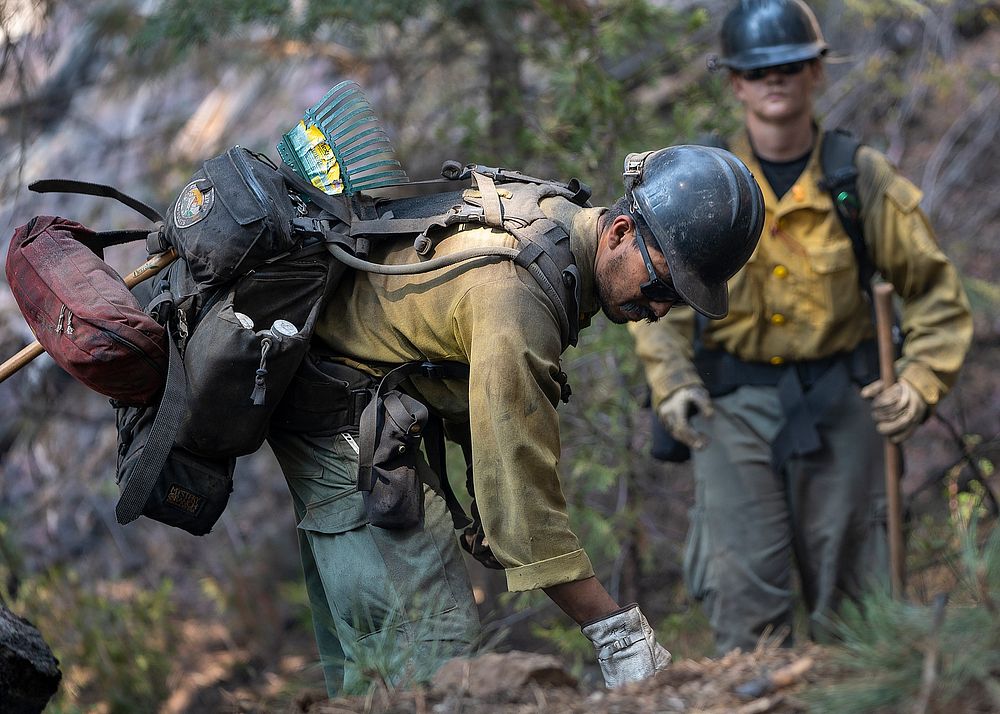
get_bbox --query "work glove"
[581,604,672,688]
[657,385,713,450]
[861,377,928,444]
[460,524,504,570]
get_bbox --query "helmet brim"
[645,224,730,319]
[672,267,729,320]
[720,42,827,71]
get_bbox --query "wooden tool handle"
[0,249,178,384]
[873,281,906,598]
[874,283,897,388]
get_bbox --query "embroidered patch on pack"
[174,180,215,228]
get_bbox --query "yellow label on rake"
[296,121,344,195]
[279,121,344,196]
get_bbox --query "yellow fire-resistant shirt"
[630,128,972,410]
[314,195,604,592]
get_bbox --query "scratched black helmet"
[718,0,828,71]
[623,145,764,319]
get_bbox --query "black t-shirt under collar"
[755,147,812,200]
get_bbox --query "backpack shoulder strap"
[27,179,163,259]
[115,324,186,525]
[818,128,872,292]
[471,175,581,349]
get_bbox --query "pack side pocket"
[142,450,235,536]
[177,287,311,457]
[116,404,234,536]
[234,248,332,332]
[360,391,428,530]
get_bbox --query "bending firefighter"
[630,0,972,654]
[267,145,764,693]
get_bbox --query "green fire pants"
[269,430,481,696]
[684,383,888,654]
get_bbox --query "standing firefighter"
[630,0,973,654]
[267,145,764,693]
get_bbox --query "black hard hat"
[718,0,828,71]
[623,145,764,319]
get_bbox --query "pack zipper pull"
[250,336,272,406]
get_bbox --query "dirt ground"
[284,645,831,714]
[167,644,820,714]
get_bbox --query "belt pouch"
[269,354,372,435]
[357,390,428,530]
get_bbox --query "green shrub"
[13,569,178,714]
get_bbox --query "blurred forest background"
[1,0,998,711]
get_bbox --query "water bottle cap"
[234,312,255,330]
[270,319,299,338]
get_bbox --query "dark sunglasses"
[737,60,809,82]
[632,218,686,305]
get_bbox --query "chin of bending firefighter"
[630,0,973,656]
[266,144,764,695]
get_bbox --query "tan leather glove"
[861,377,928,444]
[657,385,713,450]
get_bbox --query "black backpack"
[114,147,347,534]
[31,147,346,534]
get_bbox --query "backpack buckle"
[291,216,332,238]
[146,222,167,254]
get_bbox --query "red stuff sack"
[5,216,167,406]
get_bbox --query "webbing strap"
[115,327,186,524]
[73,228,152,259]
[472,172,504,226]
[422,415,472,529]
[694,340,880,398]
[513,241,544,269]
[507,220,579,348]
[277,164,353,226]
[29,179,163,223]
[349,215,460,236]
[93,229,153,246]
[819,129,871,292]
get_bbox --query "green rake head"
[277,80,409,195]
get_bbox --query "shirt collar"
[569,207,604,324]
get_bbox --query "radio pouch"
[357,389,428,530]
[356,361,469,530]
